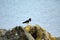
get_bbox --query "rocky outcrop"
[0,25,56,40]
[4,26,35,40]
[24,24,56,40]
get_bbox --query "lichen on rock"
[0,25,56,40]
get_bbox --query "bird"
[22,18,31,24]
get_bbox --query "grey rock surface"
[0,26,35,40]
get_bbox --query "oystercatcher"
[22,18,31,24]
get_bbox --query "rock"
[4,26,35,40]
[0,29,7,36]
[24,24,56,40]
[0,29,7,40]
[0,25,56,40]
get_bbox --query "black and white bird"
[22,18,31,24]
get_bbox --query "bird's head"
[29,18,31,21]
